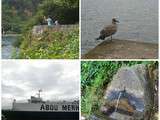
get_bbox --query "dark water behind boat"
[2,110,79,120]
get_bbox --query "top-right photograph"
[81,0,158,59]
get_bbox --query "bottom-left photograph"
[2,60,80,120]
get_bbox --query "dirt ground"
[82,39,158,59]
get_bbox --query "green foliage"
[16,27,79,59]
[13,36,23,48]
[11,47,19,59]
[3,0,79,33]
[81,61,153,116]
[24,0,79,29]
[2,0,43,33]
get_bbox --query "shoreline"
[2,34,21,37]
[82,39,158,59]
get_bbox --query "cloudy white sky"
[2,60,80,109]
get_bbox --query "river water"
[2,36,19,59]
[81,0,158,54]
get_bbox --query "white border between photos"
[0,0,160,119]
[79,0,82,119]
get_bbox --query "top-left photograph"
[2,0,79,59]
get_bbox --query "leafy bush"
[17,26,79,59]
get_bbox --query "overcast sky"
[2,60,80,109]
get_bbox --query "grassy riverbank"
[81,61,158,119]
[13,26,79,59]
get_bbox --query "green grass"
[15,26,79,59]
[81,61,154,117]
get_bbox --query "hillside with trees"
[2,0,43,33]
[2,0,79,33]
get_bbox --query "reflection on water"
[81,0,158,54]
[2,36,19,59]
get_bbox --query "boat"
[2,90,79,120]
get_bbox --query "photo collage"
[1,0,159,120]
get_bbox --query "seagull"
[96,18,119,41]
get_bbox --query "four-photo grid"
[1,0,159,120]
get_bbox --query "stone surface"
[84,64,158,120]
[103,64,152,120]
[32,25,47,35]
[82,39,158,59]
[32,25,78,35]
[109,112,133,120]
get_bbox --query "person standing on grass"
[44,15,54,27]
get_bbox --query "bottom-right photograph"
[81,61,158,120]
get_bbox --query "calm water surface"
[81,0,158,54]
[2,36,19,59]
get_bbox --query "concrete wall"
[32,25,78,35]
